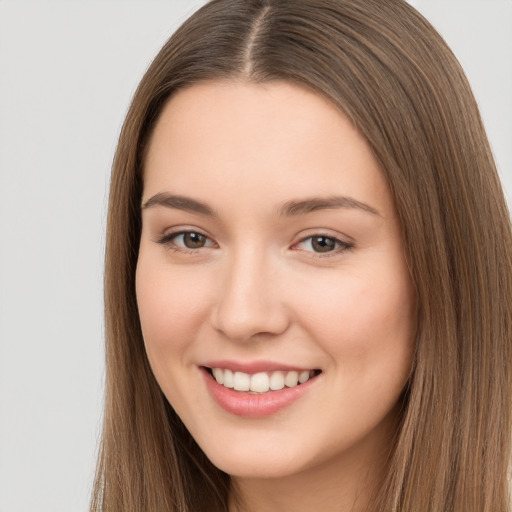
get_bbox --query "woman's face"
[137,80,416,480]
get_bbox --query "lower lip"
[201,367,318,418]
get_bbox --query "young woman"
[91,1,512,511]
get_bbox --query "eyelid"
[154,227,354,257]
[155,227,217,251]
[292,232,354,257]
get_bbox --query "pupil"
[312,236,335,253]
[184,232,206,248]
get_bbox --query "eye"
[176,232,209,249]
[157,230,215,250]
[295,234,353,255]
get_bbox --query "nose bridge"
[211,243,288,341]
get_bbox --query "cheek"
[135,254,212,359]
[293,261,416,375]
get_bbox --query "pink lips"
[200,362,320,418]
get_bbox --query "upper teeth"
[211,368,313,393]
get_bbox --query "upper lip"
[201,360,318,374]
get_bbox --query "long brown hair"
[91,1,512,510]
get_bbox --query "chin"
[189,427,306,478]
[208,451,305,479]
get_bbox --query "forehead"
[143,80,394,217]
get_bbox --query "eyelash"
[156,231,215,254]
[156,230,354,257]
[294,233,354,258]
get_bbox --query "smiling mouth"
[205,367,322,394]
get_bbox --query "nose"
[210,247,290,342]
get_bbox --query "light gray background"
[0,1,510,511]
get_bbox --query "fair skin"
[136,80,416,512]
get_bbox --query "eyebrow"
[141,192,380,217]
[278,196,380,217]
[142,193,217,216]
